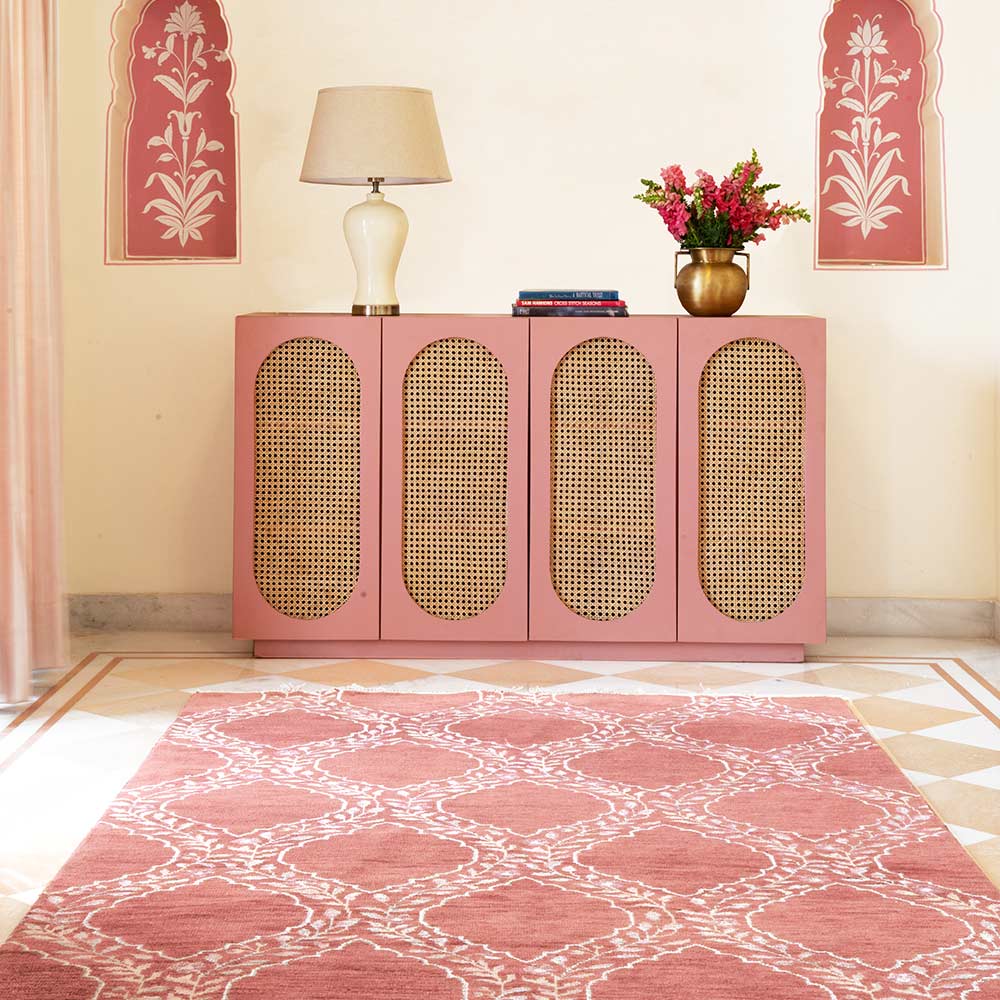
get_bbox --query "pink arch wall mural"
[815,0,946,268]
[106,0,240,263]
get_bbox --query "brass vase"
[674,247,750,317]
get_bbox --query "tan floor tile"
[619,663,768,689]
[0,896,29,943]
[966,837,1000,889]
[919,781,1000,837]
[82,690,195,725]
[880,734,1000,778]
[114,659,257,689]
[76,674,176,709]
[784,663,936,695]
[286,660,431,687]
[243,658,322,676]
[851,696,976,733]
[451,661,598,687]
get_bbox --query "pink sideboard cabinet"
[234,314,825,662]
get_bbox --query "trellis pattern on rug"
[0,691,998,998]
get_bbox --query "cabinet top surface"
[236,312,825,321]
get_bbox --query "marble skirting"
[69,595,1000,640]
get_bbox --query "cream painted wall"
[60,0,1000,599]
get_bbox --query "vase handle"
[673,250,690,289]
[736,251,750,290]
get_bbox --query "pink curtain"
[0,0,67,703]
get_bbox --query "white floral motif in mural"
[821,14,912,238]
[140,1,230,246]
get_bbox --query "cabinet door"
[233,314,381,640]
[381,316,528,640]
[529,317,677,641]
[677,317,826,644]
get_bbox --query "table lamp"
[300,85,451,316]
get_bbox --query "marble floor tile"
[956,764,1000,790]
[867,724,906,741]
[11,708,143,751]
[900,769,942,787]
[31,725,169,773]
[543,659,677,676]
[190,676,338,694]
[334,674,497,694]
[285,660,433,687]
[80,690,194,726]
[850,695,976,733]
[66,673,173,707]
[784,663,937,695]
[450,661,601,687]
[871,680,979,711]
[879,734,1000,777]
[944,823,998,847]
[114,659,258,689]
[919,781,1000,837]
[549,676,677,695]
[69,631,250,658]
[0,898,29,944]
[968,837,1000,885]
[709,678,863,700]
[618,663,769,689]
[376,659,510,675]
[914,717,1000,752]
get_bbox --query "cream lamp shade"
[300,86,451,316]
[300,86,451,185]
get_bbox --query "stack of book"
[511,290,628,317]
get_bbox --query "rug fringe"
[205,682,853,702]
[229,682,682,695]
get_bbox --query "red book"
[514,299,627,308]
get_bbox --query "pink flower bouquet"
[636,151,810,249]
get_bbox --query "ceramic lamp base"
[344,190,408,316]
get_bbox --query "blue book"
[518,289,619,301]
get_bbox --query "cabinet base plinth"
[251,639,806,663]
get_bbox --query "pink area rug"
[2,692,999,999]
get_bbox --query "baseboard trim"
[825,597,996,639]
[70,593,233,633]
[69,593,1000,641]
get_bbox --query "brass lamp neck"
[368,176,384,194]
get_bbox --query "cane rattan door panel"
[254,337,361,620]
[402,337,508,620]
[698,338,804,621]
[381,316,528,641]
[550,337,656,620]
[233,314,381,640]
[529,317,677,642]
[677,317,826,644]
